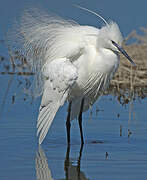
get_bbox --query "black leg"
[78,98,84,145]
[66,101,72,145]
[64,144,70,179]
[77,143,84,177]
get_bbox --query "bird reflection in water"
[36,146,54,180]
[63,144,89,180]
[36,145,89,180]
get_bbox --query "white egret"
[11,6,135,144]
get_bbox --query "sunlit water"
[0,91,146,180]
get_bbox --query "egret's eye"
[111,40,118,47]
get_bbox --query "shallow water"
[0,94,147,180]
[0,0,147,179]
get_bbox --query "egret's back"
[9,9,102,97]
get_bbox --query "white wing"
[37,58,78,144]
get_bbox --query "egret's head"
[97,22,135,66]
[97,22,123,51]
[75,5,136,66]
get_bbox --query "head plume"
[74,5,109,26]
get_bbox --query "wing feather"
[37,58,78,144]
[38,103,59,144]
[37,105,53,134]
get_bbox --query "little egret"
[10,7,135,144]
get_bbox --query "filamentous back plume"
[8,8,79,97]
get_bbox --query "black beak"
[111,40,136,66]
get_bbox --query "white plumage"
[37,58,78,142]
[9,8,135,144]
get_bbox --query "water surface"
[0,94,146,180]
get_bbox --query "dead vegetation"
[106,28,147,104]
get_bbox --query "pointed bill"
[111,40,136,66]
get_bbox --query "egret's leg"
[64,144,70,179]
[66,101,72,145]
[77,143,84,176]
[78,98,84,144]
